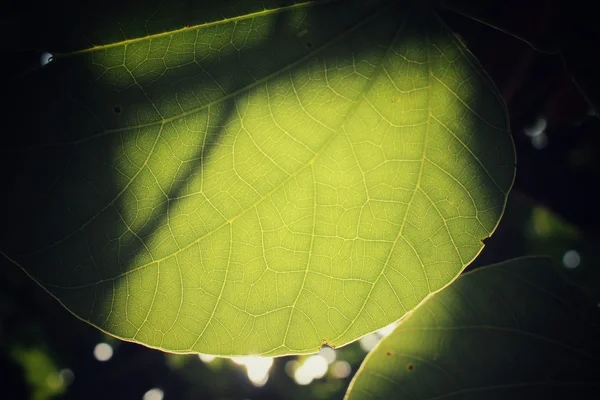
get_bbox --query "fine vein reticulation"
[3,0,514,356]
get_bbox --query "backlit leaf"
[2,0,514,356]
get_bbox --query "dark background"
[2,0,599,399]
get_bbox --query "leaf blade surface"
[346,257,600,399]
[3,0,514,356]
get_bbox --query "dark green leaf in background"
[346,257,600,399]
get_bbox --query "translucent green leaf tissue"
[2,0,514,356]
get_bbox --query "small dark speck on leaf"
[113,106,122,114]
[407,364,414,371]
[386,351,393,356]
[306,42,312,48]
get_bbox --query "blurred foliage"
[10,346,65,400]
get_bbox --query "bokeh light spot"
[531,132,548,149]
[59,368,75,386]
[319,346,336,364]
[198,354,215,363]
[359,333,380,352]
[230,357,273,387]
[143,388,164,400]
[331,361,351,379]
[294,367,313,385]
[45,372,63,390]
[563,250,581,269]
[285,360,299,378]
[524,116,547,137]
[40,52,53,67]
[93,343,113,362]
[292,354,328,385]
[376,322,399,337]
[304,355,328,379]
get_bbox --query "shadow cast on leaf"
[1,0,515,356]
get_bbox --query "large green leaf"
[1,0,514,356]
[346,257,600,399]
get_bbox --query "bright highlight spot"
[143,388,164,400]
[376,322,399,337]
[294,368,313,385]
[293,355,328,385]
[285,360,299,378]
[359,333,381,352]
[524,116,548,149]
[319,346,336,364]
[563,250,581,269]
[304,355,328,379]
[40,52,53,67]
[331,361,351,379]
[531,132,548,149]
[525,116,547,137]
[198,354,215,363]
[230,357,273,387]
[93,343,113,362]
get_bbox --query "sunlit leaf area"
[3,0,514,357]
[4,195,599,399]
[2,0,600,399]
